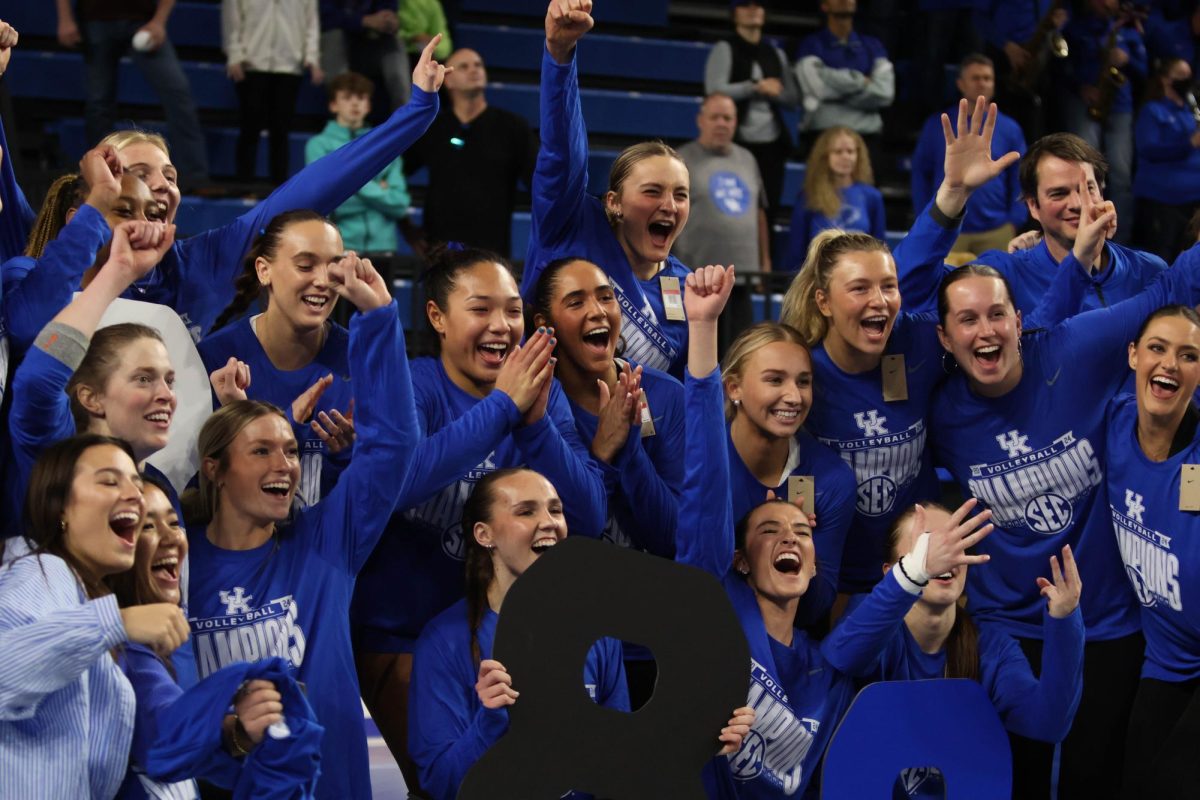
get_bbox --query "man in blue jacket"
[974,132,1167,315]
[911,54,1027,260]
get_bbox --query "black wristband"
[930,199,966,230]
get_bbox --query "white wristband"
[893,531,931,595]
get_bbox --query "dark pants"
[236,71,303,185]
[1012,632,1144,800]
[1134,197,1199,264]
[739,134,792,214]
[1122,677,1200,799]
[82,19,209,186]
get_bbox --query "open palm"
[942,96,1021,194]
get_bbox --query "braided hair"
[24,173,88,258]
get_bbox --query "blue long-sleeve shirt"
[523,47,689,378]
[911,107,1027,233]
[199,316,353,507]
[409,598,629,800]
[680,368,854,800]
[727,425,857,626]
[932,243,1200,640]
[0,90,438,342]
[1107,393,1200,682]
[186,298,415,800]
[351,356,608,653]
[117,643,202,800]
[822,572,1085,743]
[564,360,683,558]
[781,183,886,272]
[1064,14,1147,115]
[1133,97,1200,205]
[0,553,134,800]
[0,112,34,265]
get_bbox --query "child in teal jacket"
[305,71,410,252]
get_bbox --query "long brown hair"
[804,127,874,219]
[460,467,530,666]
[24,434,138,600]
[886,503,980,681]
[210,209,335,332]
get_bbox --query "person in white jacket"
[222,0,323,185]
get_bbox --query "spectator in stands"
[1142,0,1199,74]
[305,71,410,253]
[974,0,1069,141]
[704,0,799,211]
[795,0,894,176]
[781,126,884,273]
[222,0,323,187]
[1133,56,1200,262]
[674,93,770,273]
[1063,0,1147,245]
[404,48,537,256]
[398,0,453,63]
[55,0,211,191]
[911,54,1027,261]
[318,0,410,115]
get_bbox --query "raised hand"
[685,265,735,377]
[329,251,390,312]
[937,96,1022,216]
[476,659,519,709]
[232,680,284,745]
[120,603,190,658]
[494,327,556,418]
[312,406,356,455]
[1072,169,1117,270]
[210,357,252,406]
[80,144,123,212]
[0,19,16,75]
[591,363,644,463]
[292,374,333,425]
[916,499,993,580]
[412,34,453,93]
[545,0,594,63]
[105,220,175,283]
[1036,544,1082,619]
[717,706,756,756]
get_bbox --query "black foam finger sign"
[457,536,749,800]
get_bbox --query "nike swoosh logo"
[907,358,927,373]
[1046,367,1063,387]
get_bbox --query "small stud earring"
[733,399,741,407]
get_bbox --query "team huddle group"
[3,1,1200,799]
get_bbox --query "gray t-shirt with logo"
[673,140,767,271]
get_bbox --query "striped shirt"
[0,552,134,799]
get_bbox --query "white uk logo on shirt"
[853,410,888,437]
[1125,490,1146,524]
[220,586,253,615]
[995,430,1033,459]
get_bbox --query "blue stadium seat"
[456,24,707,86]
[822,680,1012,799]
[459,0,668,28]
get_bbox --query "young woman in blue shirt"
[778,96,1022,596]
[823,501,1085,798]
[523,0,692,377]
[200,210,360,508]
[185,251,415,799]
[1105,305,1200,799]
[529,255,684,706]
[930,201,1200,797]
[682,264,990,799]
